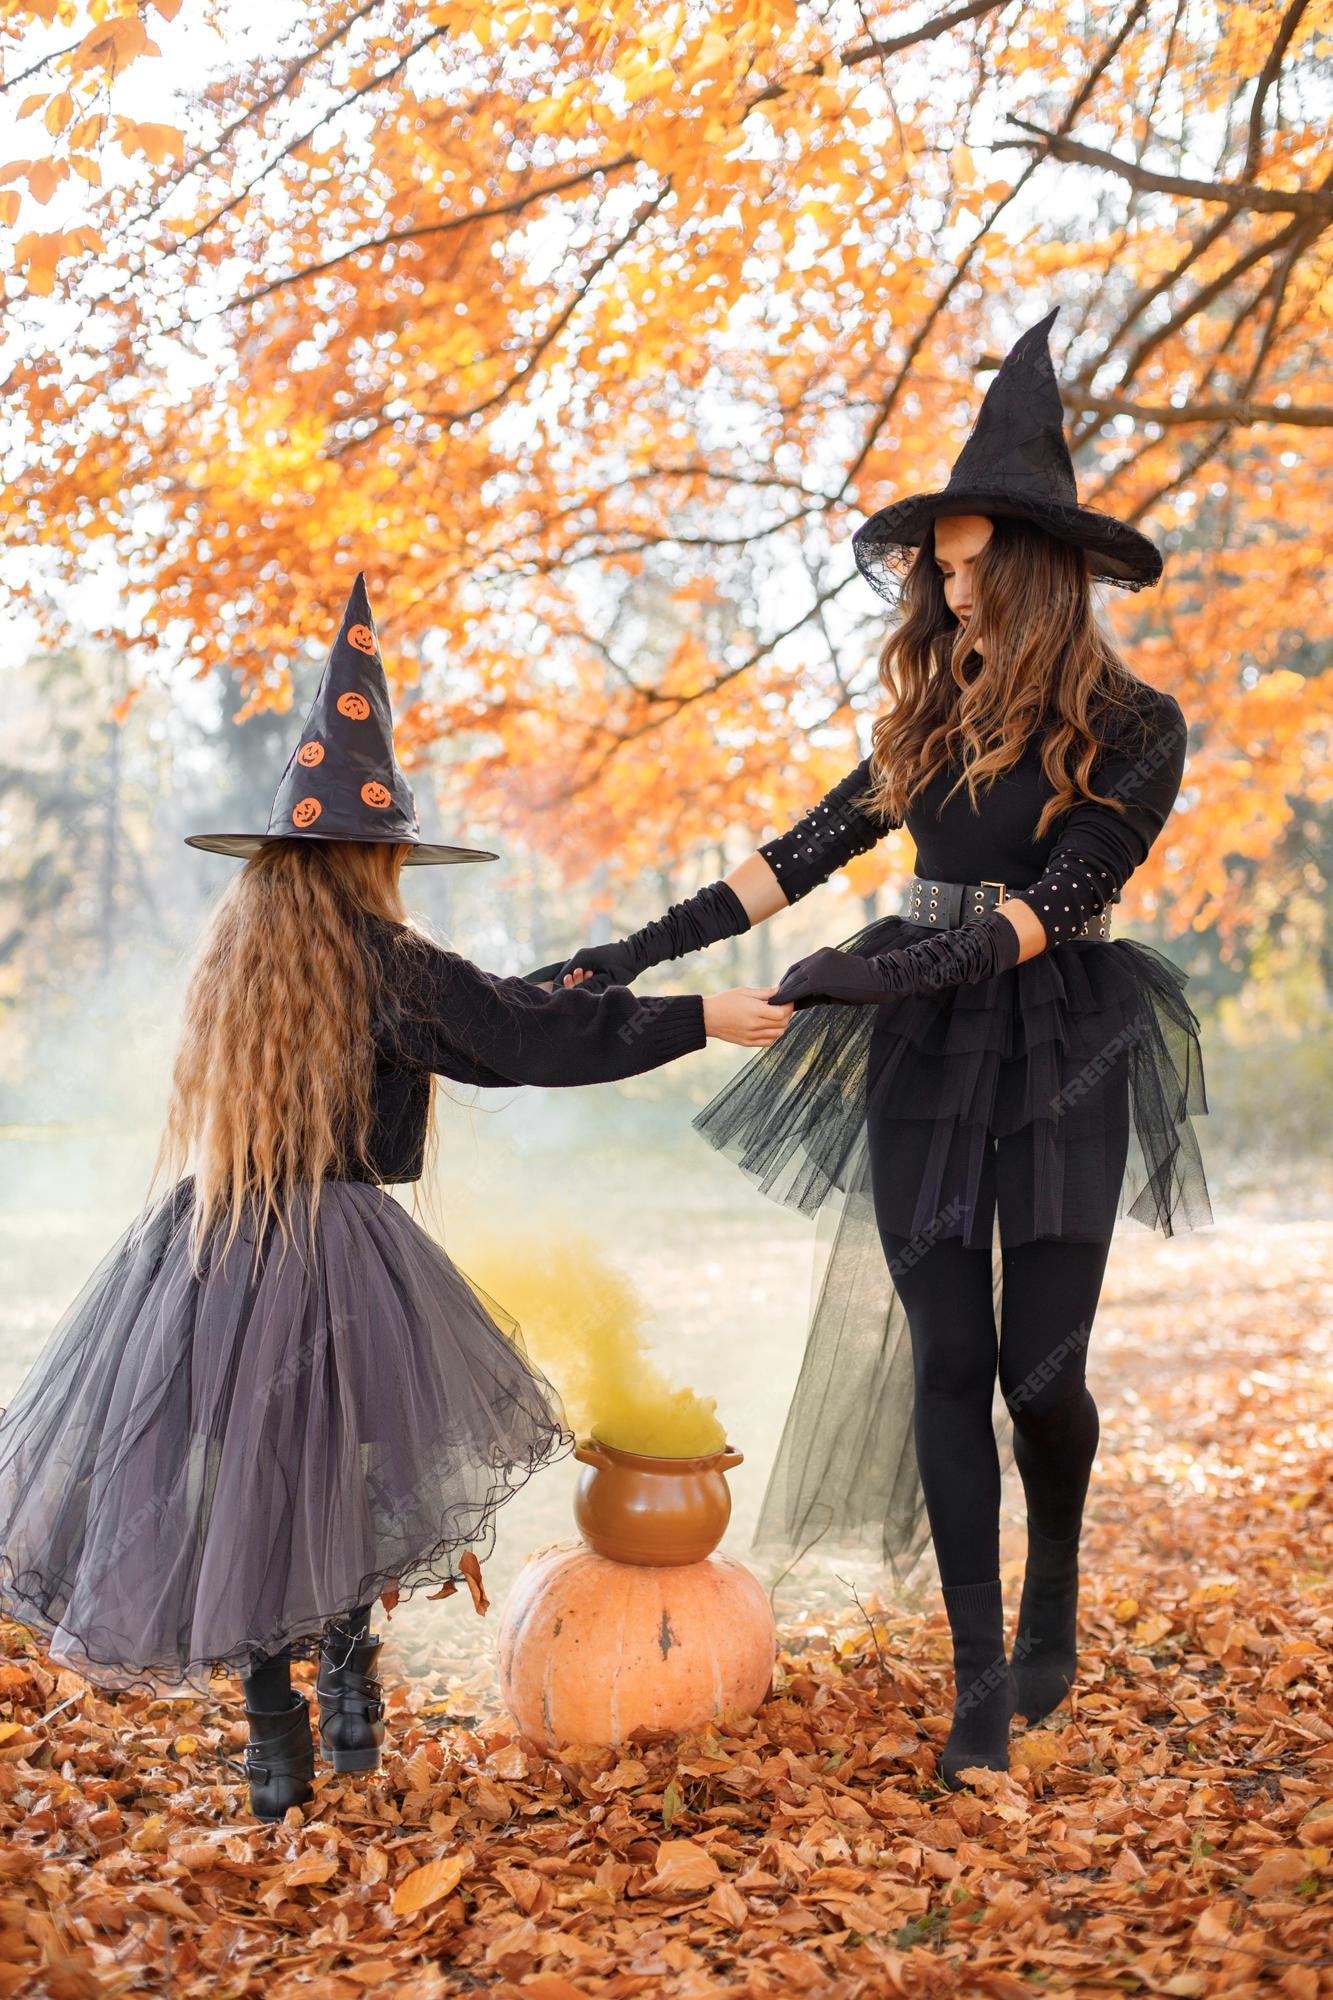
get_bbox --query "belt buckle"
[980,880,1008,903]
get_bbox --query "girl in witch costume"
[534,308,1212,1791]
[0,574,792,1823]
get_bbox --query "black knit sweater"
[349,913,706,1183]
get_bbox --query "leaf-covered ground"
[1,1221,1330,1999]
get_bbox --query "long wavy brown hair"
[863,515,1159,839]
[139,839,440,1275]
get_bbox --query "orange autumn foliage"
[2,1,1330,947]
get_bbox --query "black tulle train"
[692,911,1212,1579]
[0,1178,573,1694]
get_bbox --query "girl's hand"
[703,986,794,1047]
[531,967,599,993]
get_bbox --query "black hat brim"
[852,490,1163,596]
[184,832,498,865]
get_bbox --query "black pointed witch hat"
[852,307,1163,598]
[184,572,498,865]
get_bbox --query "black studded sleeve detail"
[1006,694,1189,947]
[757,755,897,906]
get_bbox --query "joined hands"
[530,962,792,1048]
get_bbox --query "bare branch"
[1066,200,1323,449]
[747,0,1012,108]
[0,34,82,94]
[1242,0,1311,178]
[132,0,385,232]
[1072,392,1332,428]
[1001,116,1333,218]
[840,0,1150,495]
[159,25,451,266]
[216,155,640,315]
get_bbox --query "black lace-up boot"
[243,1691,316,1819]
[316,1610,386,1773]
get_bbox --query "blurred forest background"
[2,0,1329,1114]
[1,0,1331,1621]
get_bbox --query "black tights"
[241,1602,373,1712]
[879,1230,1114,1587]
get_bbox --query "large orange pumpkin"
[497,1542,776,1750]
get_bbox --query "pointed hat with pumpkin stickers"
[185,572,498,866]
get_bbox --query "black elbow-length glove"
[526,879,752,992]
[528,754,889,991]
[769,906,1022,1008]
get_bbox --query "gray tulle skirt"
[0,1177,573,1694]
[693,911,1213,1583]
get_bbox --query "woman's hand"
[770,908,1024,1008]
[769,946,905,1007]
[703,986,794,1046]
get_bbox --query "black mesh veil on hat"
[852,307,1164,600]
[185,572,497,866]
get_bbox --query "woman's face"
[932,513,994,650]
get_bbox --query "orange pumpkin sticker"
[296,741,324,767]
[292,797,322,828]
[347,624,378,657]
[337,691,371,721]
[361,781,392,809]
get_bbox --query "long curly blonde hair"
[864,516,1160,838]
[141,838,438,1275]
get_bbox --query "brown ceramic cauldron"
[572,1436,745,1566]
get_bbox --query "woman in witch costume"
[0,574,792,1822]
[534,308,1212,1790]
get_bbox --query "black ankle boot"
[938,1578,1011,1790]
[316,1623,386,1773]
[244,1691,315,1820]
[1008,1521,1081,1725]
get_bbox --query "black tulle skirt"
[0,1177,573,1694]
[692,911,1212,1581]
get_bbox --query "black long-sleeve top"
[349,912,706,1183]
[758,683,1188,949]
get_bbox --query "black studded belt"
[900,874,1114,940]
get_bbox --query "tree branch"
[544,572,860,806]
[1066,201,1322,450]
[412,182,672,429]
[1115,246,1305,522]
[217,154,640,315]
[0,33,83,94]
[746,0,1012,108]
[839,0,1150,496]
[158,24,451,266]
[1071,392,1332,428]
[132,0,385,233]
[1242,0,1311,179]
[1000,115,1333,218]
